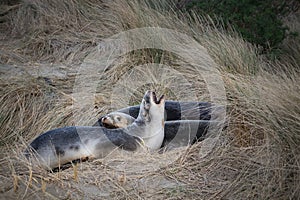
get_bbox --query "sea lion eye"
[116,116,121,121]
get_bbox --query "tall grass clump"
[0,76,74,148]
[0,0,299,199]
[1,0,113,64]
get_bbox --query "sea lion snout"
[101,116,109,123]
[101,116,116,128]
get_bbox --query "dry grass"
[0,0,299,199]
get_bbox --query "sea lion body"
[95,101,224,127]
[25,126,143,169]
[25,91,165,169]
[99,111,222,148]
[108,101,212,121]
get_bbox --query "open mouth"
[144,91,164,105]
[151,91,164,104]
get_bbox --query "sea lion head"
[101,112,135,129]
[138,90,165,123]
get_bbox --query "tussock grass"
[0,0,299,199]
[0,76,73,147]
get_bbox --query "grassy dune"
[0,0,299,199]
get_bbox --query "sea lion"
[99,111,222,149]
[117,100,213,121]
[25,91,165,170]
[94,101,224,127]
